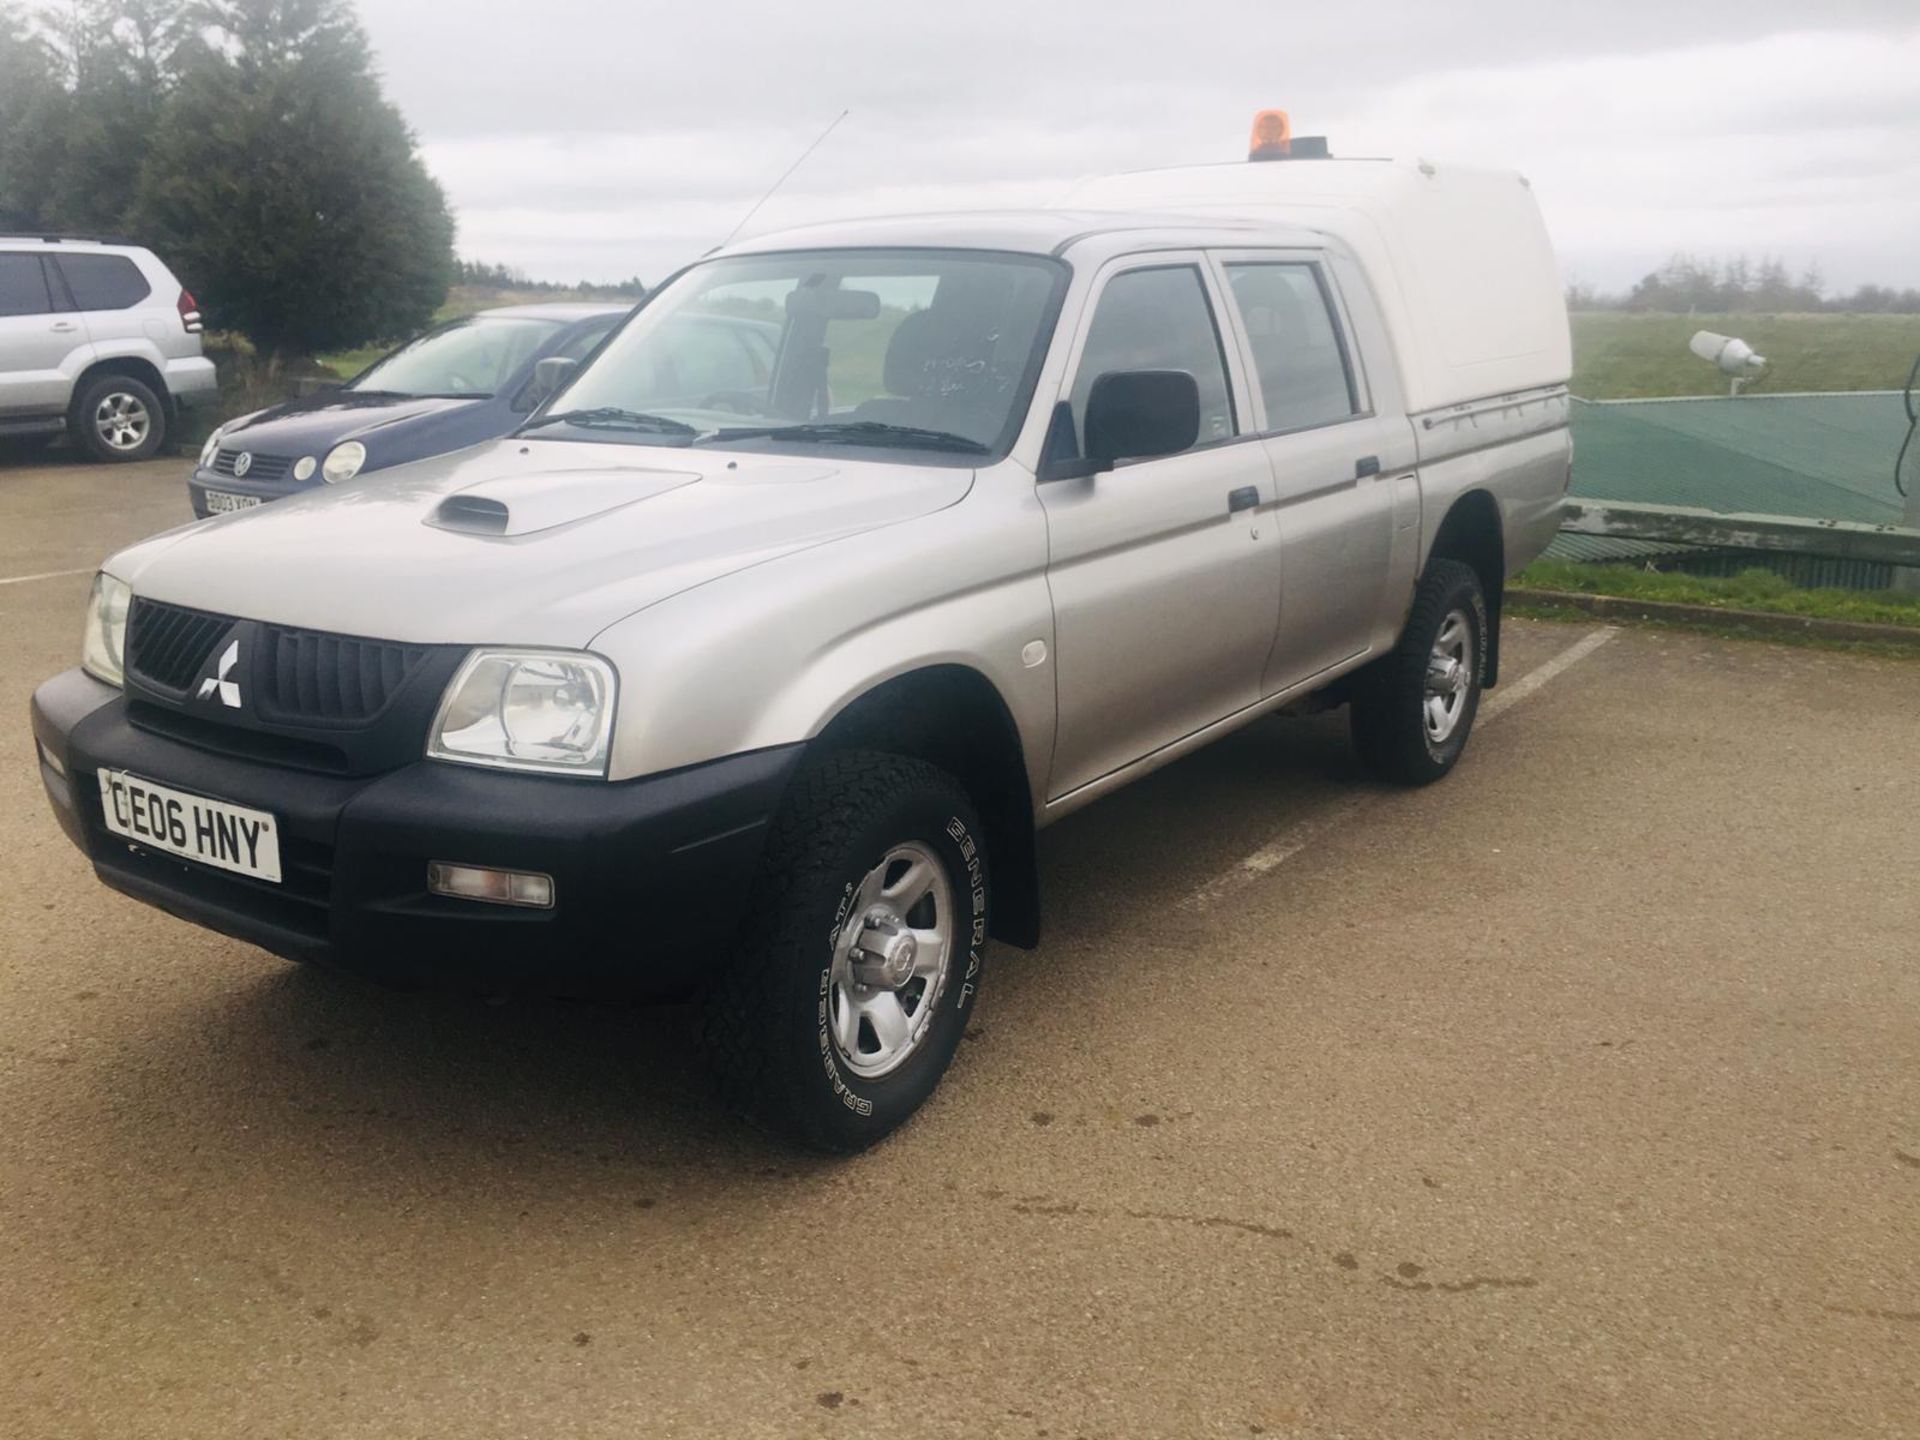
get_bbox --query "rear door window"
[55,254,153,311]
[1221,262,1359,432]
[0,254,54,317]
[1069,265,1236,453]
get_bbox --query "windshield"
[350,316,558,398]
[545,249,1066,458]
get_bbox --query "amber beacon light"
[1248,109,1292,161]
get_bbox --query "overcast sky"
[354,0,1920,295]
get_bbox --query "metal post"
[1900,358,1920,593]
[1898,475,1920,593]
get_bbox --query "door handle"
[1227,485,1260,515]
[1355,455,1381,478]
[50,321,79,333]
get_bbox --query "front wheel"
[1350,558,1488,786]
[704,750,990,1153]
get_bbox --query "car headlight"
[427,650,617,777]
[81,572,131,687]
[198,426,226,468]
[321,441,366,484]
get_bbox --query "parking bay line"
[1478,624,1618,723]
[1181,626,1619,912]
[0,566,94,588]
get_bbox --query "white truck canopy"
[1058,158,1571,416]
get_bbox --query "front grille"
[257,626,431,724]
[212,448,292,481]
[122,600,461,776]
[127,598,231,693]
[127,700,350,773]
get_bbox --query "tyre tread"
[702,748,973,1151]
[1351,558,1486,786]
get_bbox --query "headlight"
[427,649,617,777]
[321,441,366,484]
[81,572,131,687]
[198,426,226,468]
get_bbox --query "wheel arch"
[1427,488,1506,686]
[811,663,1041,949]
[74,354,174,420]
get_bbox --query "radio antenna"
[715,109,850,252]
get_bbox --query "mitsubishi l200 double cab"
[32,133,1574,1151]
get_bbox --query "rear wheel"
[1350,558,1488,785]
[72,374,167,463]
[704,750,989,1153]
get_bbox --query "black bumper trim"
[187,468,314,517]
[32,667,805,997]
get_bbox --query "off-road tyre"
[71,373,167,463]
[703,749,990,1153]
[1350,558,1488,786]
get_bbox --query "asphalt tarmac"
[3,452,1916,1437]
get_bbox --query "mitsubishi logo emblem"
[196,639,242,708]
[233,451,254,477]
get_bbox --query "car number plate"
[205,489,262,514]
[97,770,282,882]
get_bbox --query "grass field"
[1570,312,1920,399]
[1514,559,1920,627]
[317,296,1920,398]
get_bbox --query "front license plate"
[205,489,262,513]
[97,770,282,882]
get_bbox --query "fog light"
[427,862,554,909]
[37,740,67,778]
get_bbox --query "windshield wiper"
[523,406,698,436]
[697,421,989,455]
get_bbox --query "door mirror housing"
[1040,370,1201,482]
[1086,369,1200,465]
[530,355,578,403]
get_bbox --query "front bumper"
[32,668,803,997]
[187,466,316,517]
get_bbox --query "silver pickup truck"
[31,141,1572,1151]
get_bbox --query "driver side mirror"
[1039,369,1201,482]
[532,355,578,398]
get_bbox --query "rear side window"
[55,254,153,311]
[1070,266,1235,452]
[1222,263,1358,432]
[0,254,53,317]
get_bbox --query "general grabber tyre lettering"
[703,749,989,1153]
[1350,558,1488,786]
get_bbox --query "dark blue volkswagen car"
[187,304,630,517]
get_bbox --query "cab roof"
[719,209,1301,260]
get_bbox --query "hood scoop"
[426,466,700,537]
[433,495,510,535]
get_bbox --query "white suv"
[0,237,217,462]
